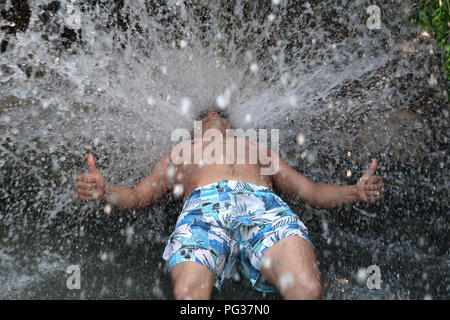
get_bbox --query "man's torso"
[171,137,274,201]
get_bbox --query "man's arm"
[102,153,172,210]
[77,153,172,210]
[272,155,383,208]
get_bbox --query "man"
[76,109,384,300]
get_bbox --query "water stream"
[0,0,448,299]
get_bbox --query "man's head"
[195,108,231,135]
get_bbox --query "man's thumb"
[87,154,98,173]
[363,158,378,179]
[369,158,378,172]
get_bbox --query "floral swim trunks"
[162,180,312,292]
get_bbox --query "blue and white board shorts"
[162,180,312,292]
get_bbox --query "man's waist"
[193,180,271,193]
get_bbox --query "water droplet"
[296,133,305,145]
[356,268,367,284]
[173,184,184,198]
[147,96,155,106]
[280,73,289,86]
[261,257,271,269]
[125,226,134,244]
[125,277,133,288]
[180,97,191,114]
[417,236,426,248]
[166,166,176,179]
[306,151,317,164]
[288,95,297,108]
[110,194,119,205]
[278,273,294,292]
[100,252,108,262]
[217,88,231,109]
[104,204,112,215]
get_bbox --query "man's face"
[200,109,231,133]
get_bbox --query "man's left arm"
[272,154,384,208]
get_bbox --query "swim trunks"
[162,180,312,292]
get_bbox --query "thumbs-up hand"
[356,159,384,203]
[77,154,105,200]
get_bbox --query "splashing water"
[0,0,448,299]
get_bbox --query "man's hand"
[357,159,384,203]
[76,154,105,201]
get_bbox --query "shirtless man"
[76,109,384,300]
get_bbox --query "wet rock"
[38,1,61,25]
[355,109,432,164]
[0,95,40,110]
[0,0,31,34]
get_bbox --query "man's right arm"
[77,153,172,211]
[103,153,172,210]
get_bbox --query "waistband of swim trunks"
[192,180,271,193]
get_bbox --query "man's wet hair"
[194,108,230,121]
